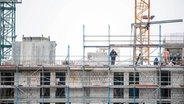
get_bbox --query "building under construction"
[0,0,184,104]
[0,30,183,104]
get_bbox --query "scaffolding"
[0,26,184,104]
[81,24,184,104]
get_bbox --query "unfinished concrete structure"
[0,31,184,104]
[12,36,57,65]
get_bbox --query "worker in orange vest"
[164,49,169,65]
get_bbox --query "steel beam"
[132,19,183,26]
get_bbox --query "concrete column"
[124,72,129,99]
[50,72,56,98]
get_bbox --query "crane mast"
[0,0,21,64]
[134,0,150,64]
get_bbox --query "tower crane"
[133,0,182,65]
[134,0,151,64]
[0,0,22,64]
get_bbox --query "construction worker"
[164,49,169,65]
[110,49,117,65]
[153,57,158,65]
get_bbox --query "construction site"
[0,0,184,104]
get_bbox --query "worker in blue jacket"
[110,49,117,65]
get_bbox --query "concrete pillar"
[124,72,129,99]
[50,72,56,98]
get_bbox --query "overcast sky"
[16,0,184,57]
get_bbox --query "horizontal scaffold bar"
[110,44,160,47]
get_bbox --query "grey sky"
[16,0,184,57]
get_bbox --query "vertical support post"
[107,24,111,104]
[133,23,137,103]
[132,7,137,102]
[133,0,136,66]
[133,24,136,65]
[82,25,85,104]
[148,0,151,64]
[133,24,136,66]
[158,24,162,104]
[15,65,19,104]
[139,25,143,64]
[41,46,44,104]
[66,87,70,104]
[159,25,161,66]
[67,45,70,72]
[108,24,111,66]
[66,45,70,104]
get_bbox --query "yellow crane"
[134,0,151,64]
[134,0,182,65]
